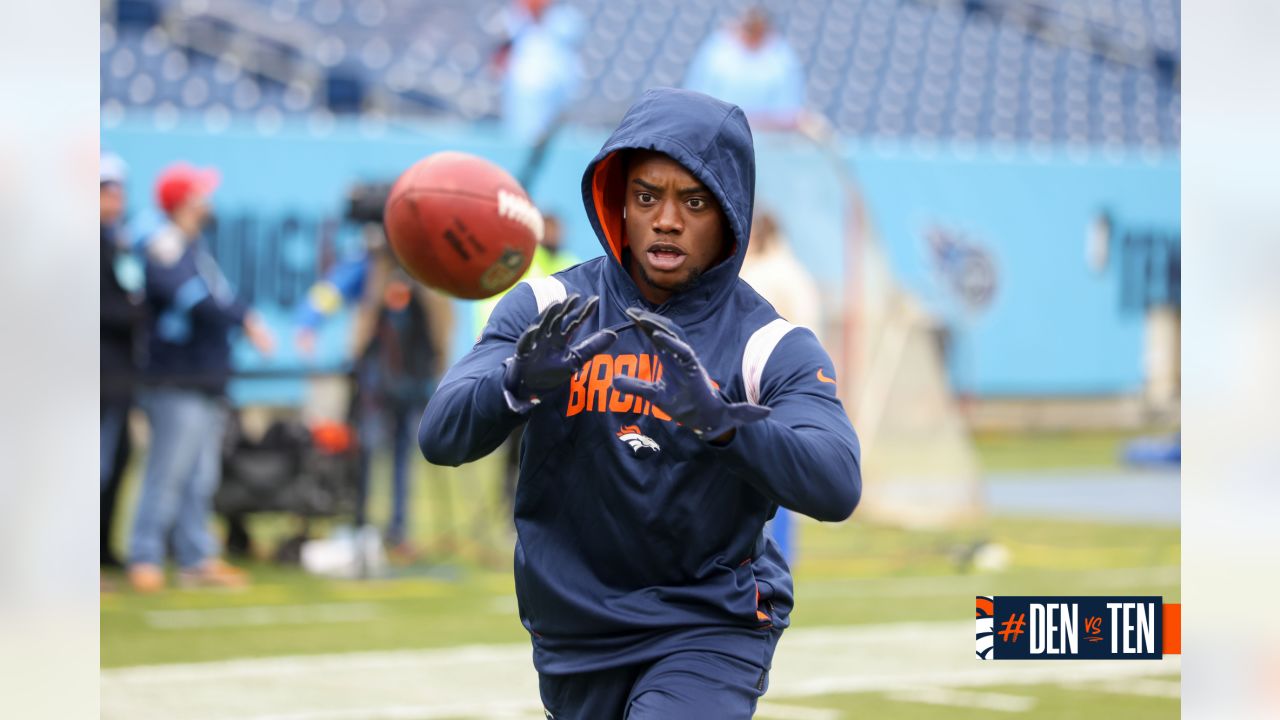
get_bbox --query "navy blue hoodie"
[419,88,861,674]
[142,223,249,395]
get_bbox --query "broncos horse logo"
[616,425,661,457]
[976,595,995,659]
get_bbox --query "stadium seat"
[98,0,1179,147]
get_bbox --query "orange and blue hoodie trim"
[419,88,861,675]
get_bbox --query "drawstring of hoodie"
[602,301,665,338]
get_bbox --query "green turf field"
[972,429,1160,471]
[101,430,1180,718]
[101,514,1179,668]
[758,676,1180,719]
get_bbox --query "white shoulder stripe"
[743,318,798,405]
[522,276,567,313]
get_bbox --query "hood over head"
[580,88,756,308]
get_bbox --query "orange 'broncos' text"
[567,353,718,419]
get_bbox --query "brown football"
[383,151,541,299]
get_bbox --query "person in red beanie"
[127,162,274,593]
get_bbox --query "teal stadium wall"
[102,118,1179,403]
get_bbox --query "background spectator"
[493,0,586,144]
[683,6,807,129]
[128,162,275,593]
[296,227,454,560]
[740,209,822,334]
[739,209,823,564]
[100,152,142,569]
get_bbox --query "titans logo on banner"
[976,596,1178,660]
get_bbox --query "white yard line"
[797,566,1180,598]
[144,603,380,630]
[755,702,843,720]
[226,702,545,720]
[104,644,535,685]
[488,596,518,614]
[885,687,1037,713]
[101,621,1180,720]
[768,623,1180,698]
[1060,677,1182,699]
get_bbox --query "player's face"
[624,151,727,305]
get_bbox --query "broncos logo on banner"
[616,425,660,457]
[976,595,995,659]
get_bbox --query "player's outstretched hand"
[614,307,770,440]
[502,294,617,412]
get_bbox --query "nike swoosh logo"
[816,368,837,385]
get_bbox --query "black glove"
[502,294,617,412]
[613,307,770,439]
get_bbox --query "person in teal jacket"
[297,236,453,558]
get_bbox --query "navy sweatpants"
[538,646,774,719]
